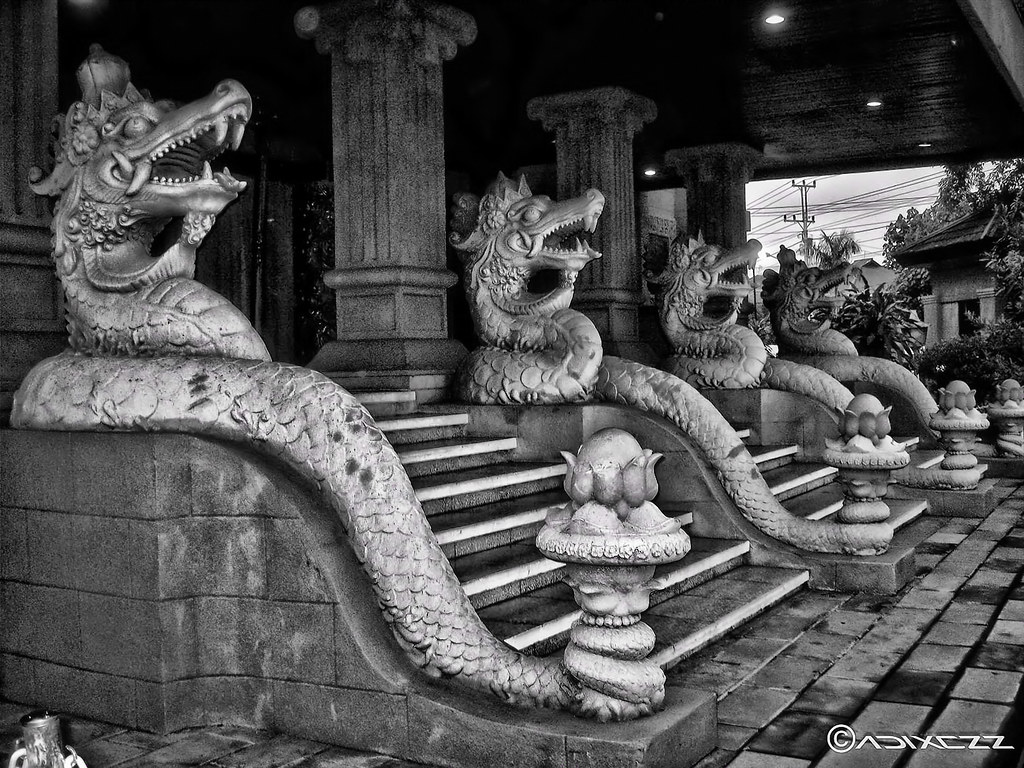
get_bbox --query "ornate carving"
[900,381,990,489]
[454,176,892,555]
[823,394,910,523]
[14,49,575,713]
[645,234,852,409]
[762,246,939,436]
[449,173,606,404]
[988,378,1024,458]
[536,429,690,721]
[295,0,477,65]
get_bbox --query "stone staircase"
[349,387,930,674]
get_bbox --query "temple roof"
[891,208,1001,266]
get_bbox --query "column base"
[308,338,467,375]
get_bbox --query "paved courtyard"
[1,479,1021,768]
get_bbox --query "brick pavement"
[1,479,1021,768]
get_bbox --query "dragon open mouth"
[538,209,602,266]
[147,103,247,186]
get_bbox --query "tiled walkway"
[2,479,1022,768]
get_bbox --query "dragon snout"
[214,79,252,113]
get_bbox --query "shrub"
[831,285,926,368]
[916,320,1024,402]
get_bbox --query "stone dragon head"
[31,45,251,290]
[761,245,856,345]
[644,233,759,332]
[449,173,605,327]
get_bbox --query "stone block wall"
[0,429,412,749]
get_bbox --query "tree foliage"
[801,229,861,270]
[917,320,1024,402]
[882,159,1024,323]
[831,284,926,368]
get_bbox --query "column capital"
[295,0,476,66]
[527,87,657,135]
[665,142,763,185]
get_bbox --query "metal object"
[6,711,86,768]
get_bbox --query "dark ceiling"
[59,0,1024,191]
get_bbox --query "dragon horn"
[517,174,532,197]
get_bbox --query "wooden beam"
[955,0,1024,112]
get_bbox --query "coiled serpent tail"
[595,356,893,555]
[789,355,938,438]
[761,358,854,412]
[12,354,574,709]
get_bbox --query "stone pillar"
[528,87,658,363]
[978,286,998,323]
[920,294,940,344]
[939,301,959,342]
[0,0,66,416]
[665,143,761,250]
[295,1,475,374]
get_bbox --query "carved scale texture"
[595,356,893,555]
[456,308,603,405]
[665,325,767,389]
[12,353,574,710]
[63,271,270,361]
[761,358,854,412]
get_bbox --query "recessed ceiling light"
[643,168,658,177]
[918,142,933,148]
[765,13,785,24]
[866,99,883,108]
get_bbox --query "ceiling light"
[866,99,883,108]
[643,168,657,177]
[918,142,933,148]
[765,13,785,24]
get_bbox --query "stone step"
[735,427,751,441]
[888,498,928,530]
[413,462,566,515]
[899,435,921,452]
[375,411,469,445]
[494,538,752,654]
[452,541,566,609]
[910,449,945,469]
[327,369,452,405]
[397,436,519,478]
[784,483,845,521]
[748,443,799,472]
[350,389,417,418]
[648,566,810,669]
[431,490,567,558]
[762,462,838,501]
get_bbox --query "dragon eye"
[522,208,541,223]
[123,116,152,139]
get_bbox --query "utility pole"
[783,179,816,261]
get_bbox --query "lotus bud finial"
[833,393,892,445]
[996,379,1024,407]
[937,380,977,414]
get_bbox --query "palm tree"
[801,229,862,269]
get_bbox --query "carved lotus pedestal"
[536,428,690,722]
[823,394,910,525]
[891,381,999,516]
[988,379,1024,460]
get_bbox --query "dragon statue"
[762,246,938,439]
[644,233,853,411]
[13,45,582,714]
[451,176,893,557]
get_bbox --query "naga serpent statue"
[644,233,853,411]
[450,175,892,557]
[762,246,938,440]
[13,45,582,714]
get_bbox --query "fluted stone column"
[665,143,761,250]
[295,1,475,374]
[528,87,657,363]
[1,0,66,414]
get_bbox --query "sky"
[746,166,944,274]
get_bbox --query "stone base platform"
[0,428,718,768]
[749,514,942,596]
[983,456,1024,479]
[890,479,999,518]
